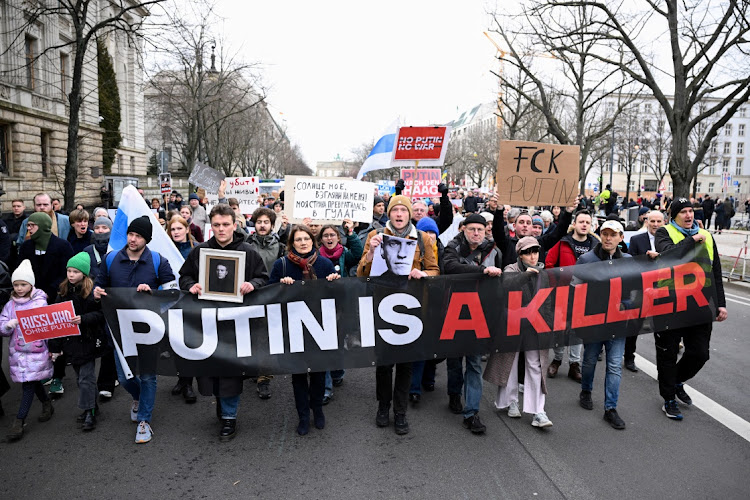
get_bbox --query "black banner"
[102,244,717,377]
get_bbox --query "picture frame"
[198,248,246,303]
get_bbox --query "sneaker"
[257,381,271,400]
[532,412,553,428]
[394,413,409,435]
[579,390,593,410]
[675,383,692,405]
[663,400,684,420]
[463,414,487,434]
[82,410,97,432]
[135,421,153,443]
[332,377,344,387]
[219,419,237,441]
[448,394,463,414]
[409,393,421,404]
[604,408,626,429]
[99,390,113,400]
[322,394,332,405]
[130,401,139,423]
[624,360,639,373]
[518,383,524,394]
[41,378,52,386]
[507,400,522,418]
[49,378,64,395]
[376,403,390,427]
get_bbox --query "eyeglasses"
[519,247,540,255]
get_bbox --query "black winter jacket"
[49,285,108,365]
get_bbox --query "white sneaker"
[532,412,553,428]
[135,421,153,444]
[518,383,524,394]
[130,401,139,423]
[508,400,522,418]
[99,390,112,399]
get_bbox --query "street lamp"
[635,143,641,199]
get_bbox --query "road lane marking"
[725,297,750,307]
[635,353,750,443]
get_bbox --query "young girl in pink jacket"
[0,259,54,441]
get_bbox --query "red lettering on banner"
[507,288,552,336]
[571,284,605,328]
[606,277,640,323]
[553,286,569,331]
[640,268,673,318]
[673,262,708,311]
[440,293,490,340]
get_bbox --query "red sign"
[16,301,80,343]
[401,168,441,197]
[392,126,451,166]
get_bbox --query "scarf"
[287,249,318,280]
[669,220,700,237]
[387,220,413,239]
[319,243,344,261]
[92,231,110,255]
[28,212,53,251]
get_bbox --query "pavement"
[1,284,749,499]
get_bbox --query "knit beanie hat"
[464,213,487,227]
[11,259,35,286]
[94,216,113,231]
[416,216,440,236]
[189,193,200,201]
[28,211,53,251]
[532,216,544,228]
[670,197,692,219]
[387,195,413,218]
[127,215,152,243]
[67,252,91,276]
[373,196,385,207]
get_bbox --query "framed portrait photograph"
[198,248,246,303]
[370,234,417,277]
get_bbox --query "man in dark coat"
[701,195,715,230]
[179,204,268,442]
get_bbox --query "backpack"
[105,250,161,286]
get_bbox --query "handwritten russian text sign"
[285,176,375,224]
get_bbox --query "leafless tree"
[489,2,639,195]
[549,0,750,197]
[1,0,165,210]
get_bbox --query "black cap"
[464,213,487,226]
[127,215,152,243]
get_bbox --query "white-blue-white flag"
[356,120,399,180]
[108,185,184,288]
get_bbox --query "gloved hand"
[438,183,449,195]
[4,318,18,331]
[396,179,405,191]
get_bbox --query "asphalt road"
[1,285,749,500]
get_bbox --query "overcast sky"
[216,0,502,168]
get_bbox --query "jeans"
[552,344,582,364]
[447,355,483,418]
[324,369,345,397]
[73,361,97,411]
[113,351,141,402]
[376,363,411,415]
[581,338,626,410]
[409,360,437,395]
[654,324,711,401]
[136,373,157,423]
[220,395,240,419]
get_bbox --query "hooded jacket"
[0,288,53,383]
[16,212,71,246]
[545,232,600,269]
[246,232,284,275]
[49,284,108,365]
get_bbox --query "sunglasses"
[519,247,540,255]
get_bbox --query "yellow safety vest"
[664,225,714,263]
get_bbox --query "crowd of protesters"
[0,179,736,444]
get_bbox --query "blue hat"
[416,216,440,235]
[189,193,200,201]
[638,206,649,216]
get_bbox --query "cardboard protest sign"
[16,301,80,343]
[159,173,172,195]
[496,140,580,206]
[285,176,375,224]
[370,235,417,277]
[189,161,226,193]
[205,177,260,214]
[392,126,452,166]
[401,168,441,197]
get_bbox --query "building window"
[0,124,9,174]
[740,107,747,118]
[117,154,122,173]
[643,120,651,132]
[41,130,50,177]
[709,182,715,192]
[710,141,717,154]
[645,103,652,113]
[606,102,615,113]
[739,124,745,137]
[737,159,744,176]
[724,123,733,136]
[709,165,716,175]
[668,181,673,191]
[724,142,732,154]
[722,159,730,173]
[629,180,635,192]
[25,35,36,90]
[60,52,69,98]
[738,142,744,155]
[644,179,658,191]
[695,182,702,193]
[130,156,135,175]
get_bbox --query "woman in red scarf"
[267,225,341,435]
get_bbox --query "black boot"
[376,402,390,427]
[183,384,197,404]
[220,419,237,441]
[297,410,310,436]
[313,407,325,430]
[76,410,88,427]
[82,409,97,432]
[7,418,24,441]
[38,400,54,422]
[171,379,186,396]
